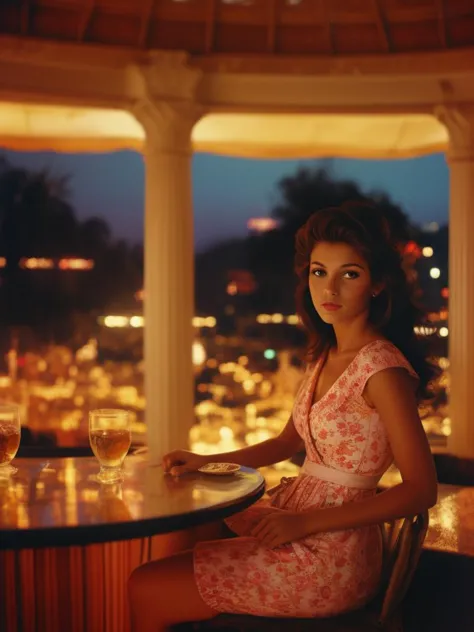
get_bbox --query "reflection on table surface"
[377,466,474,557]
[422,485,474,557]
[0,456,265,545]
[3,456,473,558]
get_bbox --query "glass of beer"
[89,409,131,483]
[0,403,21,477]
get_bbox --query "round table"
[0,456,265,632]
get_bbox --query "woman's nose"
[324,278,339,296]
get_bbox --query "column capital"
[132,98,204,155]
[127,51,203,101]
[434,104,474,162]
[127,51,204,154]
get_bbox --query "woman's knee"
[128,563,147,602]
[128,552,218,625]
[128,560,162,605]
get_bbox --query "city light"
[247,217,280,232]
[422,246,434,257]
[438,357,450,369]
[404,241,422,258]
[20,257,54,269]
[103,315,129,328]
[264,349,276,360]
[242,379,256,394]
[227,282,238,296]
[16,257,94,270]
[441,418,451,436]
[58,258,94,270]
[257,313,299,325]
[439,327,449,338]
[414,325,437,336]
[130,316,144,328]
[100,315,219,329]
[192,342,207,367]
[192,317,217,328]
[75,339,98,363]
[0,257,6,268]
[430,267,441,279]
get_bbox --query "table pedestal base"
[1,524,218,632]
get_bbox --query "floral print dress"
[194,340,418,618]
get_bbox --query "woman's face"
[309,241,379,325]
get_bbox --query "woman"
[128,202,438,631]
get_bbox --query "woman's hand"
[162,450,206,476]
[250,510,311,548]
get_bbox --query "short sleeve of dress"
[355,340,419,398]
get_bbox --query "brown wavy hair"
[294,201,437,400]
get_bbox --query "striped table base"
[0,526,214,632]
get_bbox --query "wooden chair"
[176,512,429,632]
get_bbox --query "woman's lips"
[321,303,342,311]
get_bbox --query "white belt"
[301,459,381,490]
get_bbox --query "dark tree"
[196,166,418,315]
[271,167,413,243]
[0,158,142,348]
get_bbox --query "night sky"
[1,149,449,252]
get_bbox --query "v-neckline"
[309,339,385,410]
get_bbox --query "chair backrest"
[377,511,429,625]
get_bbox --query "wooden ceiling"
[0,0,473,57]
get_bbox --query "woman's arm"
[304,368,438,535]
[206,414,304,470]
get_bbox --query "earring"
[372,292,377,298]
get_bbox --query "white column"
[437,105,474,458]
[133,99,201,460]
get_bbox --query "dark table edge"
[0,480,265,551]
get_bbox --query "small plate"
[198,462,241,476]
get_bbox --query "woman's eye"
[344,271,360,279]
[311,269,325,277]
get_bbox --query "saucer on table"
[198,462,241,476]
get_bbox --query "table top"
[0,456,265,550]
[379,467,474,557]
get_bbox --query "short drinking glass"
[89,409,131,483]
[0,403,21,477]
